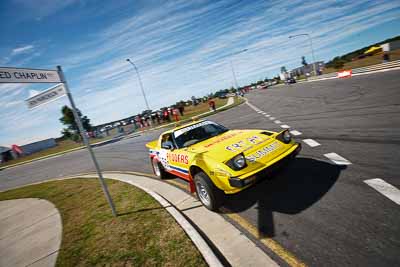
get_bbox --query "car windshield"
[174,121,228,148]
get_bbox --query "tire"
[151,157,168,179]
[194,172,224,211]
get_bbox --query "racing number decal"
[226,136,263,152]
[226,140,245,152]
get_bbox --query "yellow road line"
[220,208,306,267]
[164,178,306,267]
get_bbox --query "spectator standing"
[163,109,170,122]
[173,108,180,121]
[155,113,161,124]
[208,99,216,111]
[178,104,185,116]
[383,53,390,63]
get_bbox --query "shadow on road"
[221,157,345,237]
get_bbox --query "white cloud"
[3,100,22,108]
[12,0,79,20]
[11,45,34,56]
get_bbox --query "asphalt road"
[1,69,400,267]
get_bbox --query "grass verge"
[0,178,206,267]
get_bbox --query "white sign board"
[25,83,66,109]
[0,67,61,83]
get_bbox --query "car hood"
[186,129,277,161]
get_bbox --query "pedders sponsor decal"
[167,153,189,164]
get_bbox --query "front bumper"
[228,143,301,188]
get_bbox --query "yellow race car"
[146,120,301,210]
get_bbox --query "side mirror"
[161,141,174,150]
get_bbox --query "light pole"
[289,33,317,76]
[228,49,248,89]
[126,59,150,110]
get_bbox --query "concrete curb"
[1,172,279,267]
[0,177,222,267]
[123,179,223,267]
[67,172,279,267]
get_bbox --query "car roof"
[162,119,208,135]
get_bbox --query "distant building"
[290,61,325,76]
[381,40,400,52]
[20,138,57,155]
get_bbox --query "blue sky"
[1,0,400,146]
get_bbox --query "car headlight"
[282,130,292,143]
[226,153,247,171]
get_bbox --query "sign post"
[56,66,117,217]
[0,65,117,217]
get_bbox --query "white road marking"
[265,114,270,117]
[274,120,281,124]
[302,139,320,147]
[270,117,275,120]
[257,111,263,113]
[324,152,352,165]
[280,125,290,128]
[290,130,302,136]
[364,179,400,205]
[261,112,267,115]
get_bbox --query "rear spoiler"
[145,140,158,149]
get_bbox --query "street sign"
[0,67,61,83]
[1,65,117,217]
[25,83,66,109]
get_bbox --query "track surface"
[1,70,400,266]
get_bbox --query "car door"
[159,133,191,180]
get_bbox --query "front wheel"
[151,157,168,179]
[194,172,223,211]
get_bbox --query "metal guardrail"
[308,59,400,81]
[352,60,400,74]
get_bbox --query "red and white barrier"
[337,70,352,78]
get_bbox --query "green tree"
[280,66,287,73]
[60,105,92,141]
[332,58,346,69]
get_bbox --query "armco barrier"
[308,59,400,81]
[352,60,400,74]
